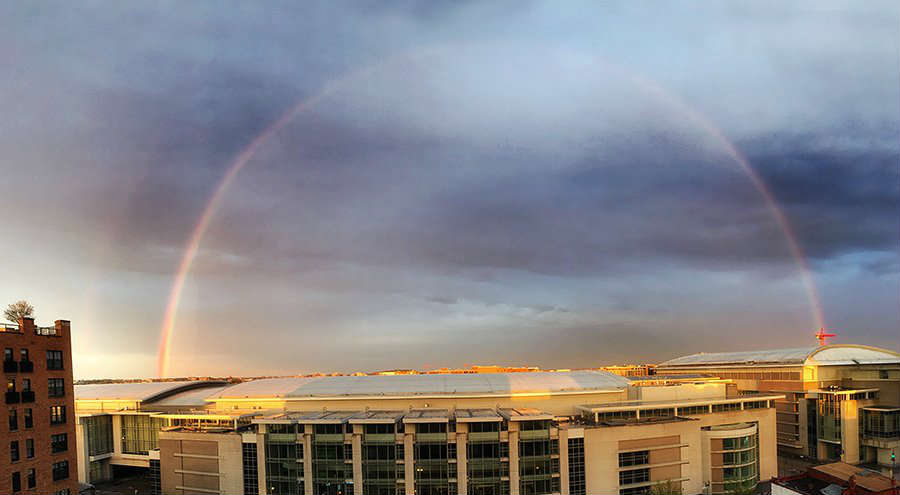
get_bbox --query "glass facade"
[84,415,114,456]
[414,422,451,495]
[518,421,554,495]
[266,424,302,495]
[817,395,842,444]
[861,409,900,439]
[121,415,165,455]
[715,432,759,494]
[149,459,160,495]
[567,438,585,495]
[467,422,508,495]
[363,424,399,495]
[313,424,351,495]
[243,442,259,495]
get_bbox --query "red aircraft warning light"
[815,328,836,346]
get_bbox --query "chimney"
[18,317,35,333]
[54,320,70,338]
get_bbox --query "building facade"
[658,344,900,466]
[1,317,78,495]
[77,371,782,495]
[73,380,227,485]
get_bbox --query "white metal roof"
[209,371,630,400]
[74,381,226,403]
[658,345,899,368]
[151,385,229,407]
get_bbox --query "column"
[404,424,415,495]
[509,427,520,495]
[303,425,314,495]
[456,424,467,495]
[352,424,363,494]
[558,428,569,495]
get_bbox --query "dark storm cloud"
[0,0,897,377]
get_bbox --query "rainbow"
[157,47,825,377]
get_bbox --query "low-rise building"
[73,380,227,484]
[77,371,782,495]
[657,344,900,465]
[772,462,899,495]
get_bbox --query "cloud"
[0,0,896,377]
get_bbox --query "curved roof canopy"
[75,380,226,403]
[209,371,630,400]
[659,345,900,368]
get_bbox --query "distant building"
[772,462,899,495]
[658,344,900,466]
[76,371,782,495]
[601,365,657,377]
[1,317,78,495]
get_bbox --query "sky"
[1,1,897,379]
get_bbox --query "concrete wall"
[159,430,244,495]
[632,383,726,402]
[581,407,778,495]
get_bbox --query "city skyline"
[1,1,898,379]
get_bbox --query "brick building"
[2,317,78,495]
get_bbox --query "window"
[619,468,650,485]
[46,350,63,370]
[50,405,66,425]
[11,440,20,462]
[619,450,649,467]
[417,422,447,434]
[242,443,258,495]
[52,433,68,453]
[26,469,35,489]
[24,409,32,429]
[9,409,17,431]
[25,439,33,458]
[7,379,16,392]
[21,379,30,391]
[12,471,20,493]
[4,348,12,361]
[84,415,113,456]
[19,349,28,361]
[568,438,585,495]
[48,378,65,398]
[52,460,69,481]
[121,415,164,455]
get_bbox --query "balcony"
[468,431,500,442]
[519,430,550,441]
[18,360,33,373]
[3,360,18,373]
[364,433,397,443]
[416,432,447,443]
[21,390,35,403]
[5,391,21,404]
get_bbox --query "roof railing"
[35,326,57,336]
[1,323,21,333]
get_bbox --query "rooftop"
[576,393,783,413]
[774,462,899,495]
[659,344,900,368]
[75,381,227,403]
[208,370,630,400]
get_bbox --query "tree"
[650,479,682,495]
[4,300,34,323]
